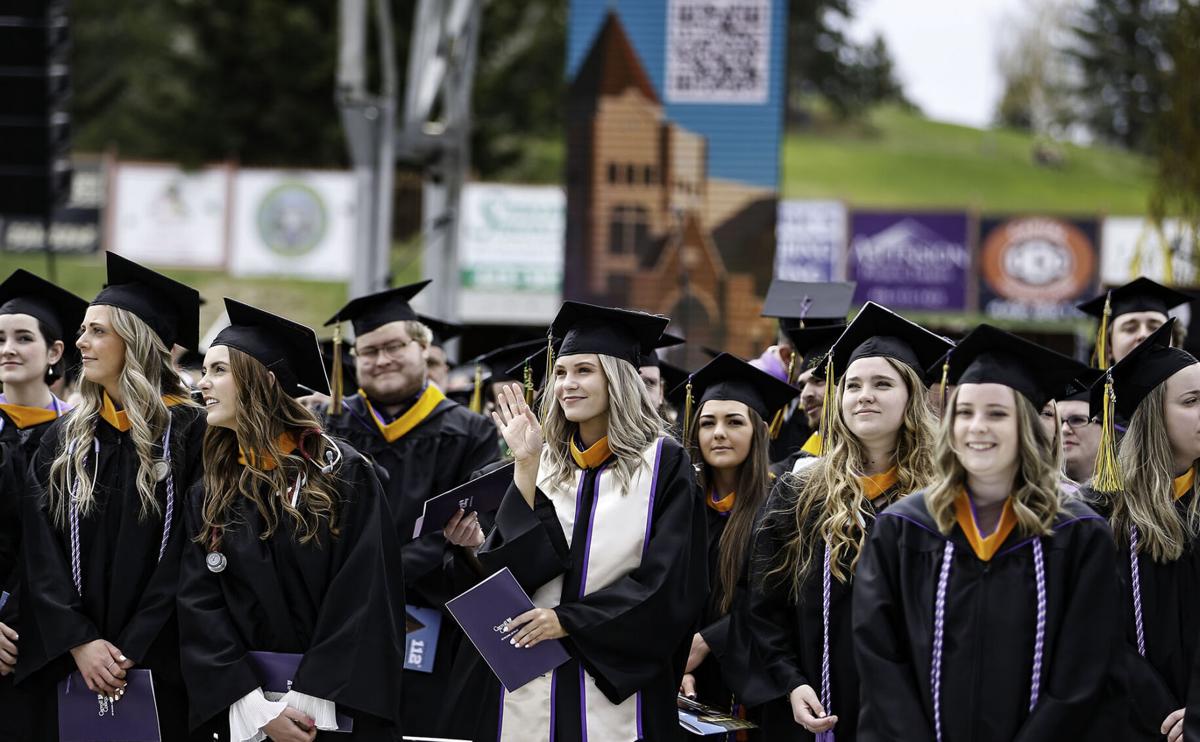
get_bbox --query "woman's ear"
[267,370,276,385]
[47,339,64,366]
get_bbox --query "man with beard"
[322,280,500,737]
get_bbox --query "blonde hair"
[47,306,195,527]
[766,358,937,594]
[1104,383,1200,562]
[199,348,341,548]
[927,385,1060,537]
[539,354,665,493]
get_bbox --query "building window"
[608,204,650,255]
[608,163,618,183]
[643,165,655,185]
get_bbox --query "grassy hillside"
[781,105,1155,214]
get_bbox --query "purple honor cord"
[1129,526,1147,657]
[68,416,176,595]
[816,541,834,742]
[930,538,1047,742]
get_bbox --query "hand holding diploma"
[504,607,567,649]
[0,622,17,676]
[69,639,132,697]
[444,508,485,548]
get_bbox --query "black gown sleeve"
[1014,521,1120,741]
[15,424,101,682]
[852,512,936,742]
[176,482,261,730]
[552,442,709,704]
[292,449,407,723]
[477,483,572,593]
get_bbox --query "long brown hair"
[199,347,342,548]
[767,359,937,596]
[927,385,1060,537]
[687,402,770,615]
[1103,383,1200,562]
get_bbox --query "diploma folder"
[245,651,354,732]
[676,695,758,735]
[58,669,161,742]
[412,463,513,540]
[445,567,570,692]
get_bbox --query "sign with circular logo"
[255,181,328,257]
[981,217,1097,303]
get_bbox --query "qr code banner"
[665,0,771,104]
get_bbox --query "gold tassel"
[329,324,343,416]
[1094,292,1112,370]
[1092,374,1125,494]
[768,406,786,439]
[523,363,535,406]
[784,352,797,385]
[469,364,484,414]
[938,359,950,416]
[818,354,837,456]
[682,379,695,443]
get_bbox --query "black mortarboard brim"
[1088,319,1198,420]
[478,338,549,384]
[550,302,669,367]
[1058,367,1104,405]
[1077,277,1193,320]
[676,352,799,422]
[785,324,846,375]
[93,253,201,349]
[213,299,330,397]
[638,331,685,367]
[418,314,463,347]
[0,269,88,342]
[761,280,855,327]
[940,324,1093,410]
[324,280,432,337]
[827,302,954,383]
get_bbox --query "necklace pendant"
[153,460,170,482]
[205,551,227,573]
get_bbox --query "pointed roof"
[570,10,660,104]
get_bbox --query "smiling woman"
[853,324,1119,742]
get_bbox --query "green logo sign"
[256,181,327,256]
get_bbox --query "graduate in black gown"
[738,303,951,741]
[321,280,499,736]
[1077,277,1192,368]
[178,299,405,741]
[0,271,88,740]
[767,324,846,479]
[443,302,708,742]
[1079,319,1200,742]
[675,352,799,738]
[853,325,1120,742]
[16,254,206,740]
[759,280,854,465]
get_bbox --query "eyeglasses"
[351,339,415,362]
[1040,410,1097,429]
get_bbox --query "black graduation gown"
[0,406,64,741]
[442,437,709,742]
[178,439,406,741]
[322,391,498,735]
[1083,488,1200,740]
[691,494,798,740]
[852,492,1120,742]
[731,480,896,742]
[768,406,810,464]
[16,404,206,741]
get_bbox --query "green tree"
[1149,1,1200,232]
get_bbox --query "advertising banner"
[847,211,970,311]
[1101,216,1198,288]
[775,200,845,282]
[109,162,228,268]
[978,216,1100,320]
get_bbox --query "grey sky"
[847,0,1029,128]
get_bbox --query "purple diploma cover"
[58,669,161,742]
[245,651,354,732]
[445,567,570,692]
[412,463,513,540]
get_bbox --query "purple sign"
[848,212,970,311]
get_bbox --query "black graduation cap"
[504,349,550,394]
[550,302,669,367]
[1088,319,1197,420]
[761,280,855,330]
[937,324,1094,410]
[418,314,463,347]
[826,302,954,383]
[1077,277,1192,321]
[0,269,88,343]
[1057,367,1104,404]
[638,332,685,367]
[473,338,548,384]
[784,324,846,375]
[324,279,432,337]
[660,360,689,406]
[212,299,330,397]
[93,253,201,349]
[676,352,800,422]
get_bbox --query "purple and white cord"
[1029,538,1046,711]
[1128,525,1146,657]
[817,541,834,742]
[157,415,175,561]
[930,541,954,742]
